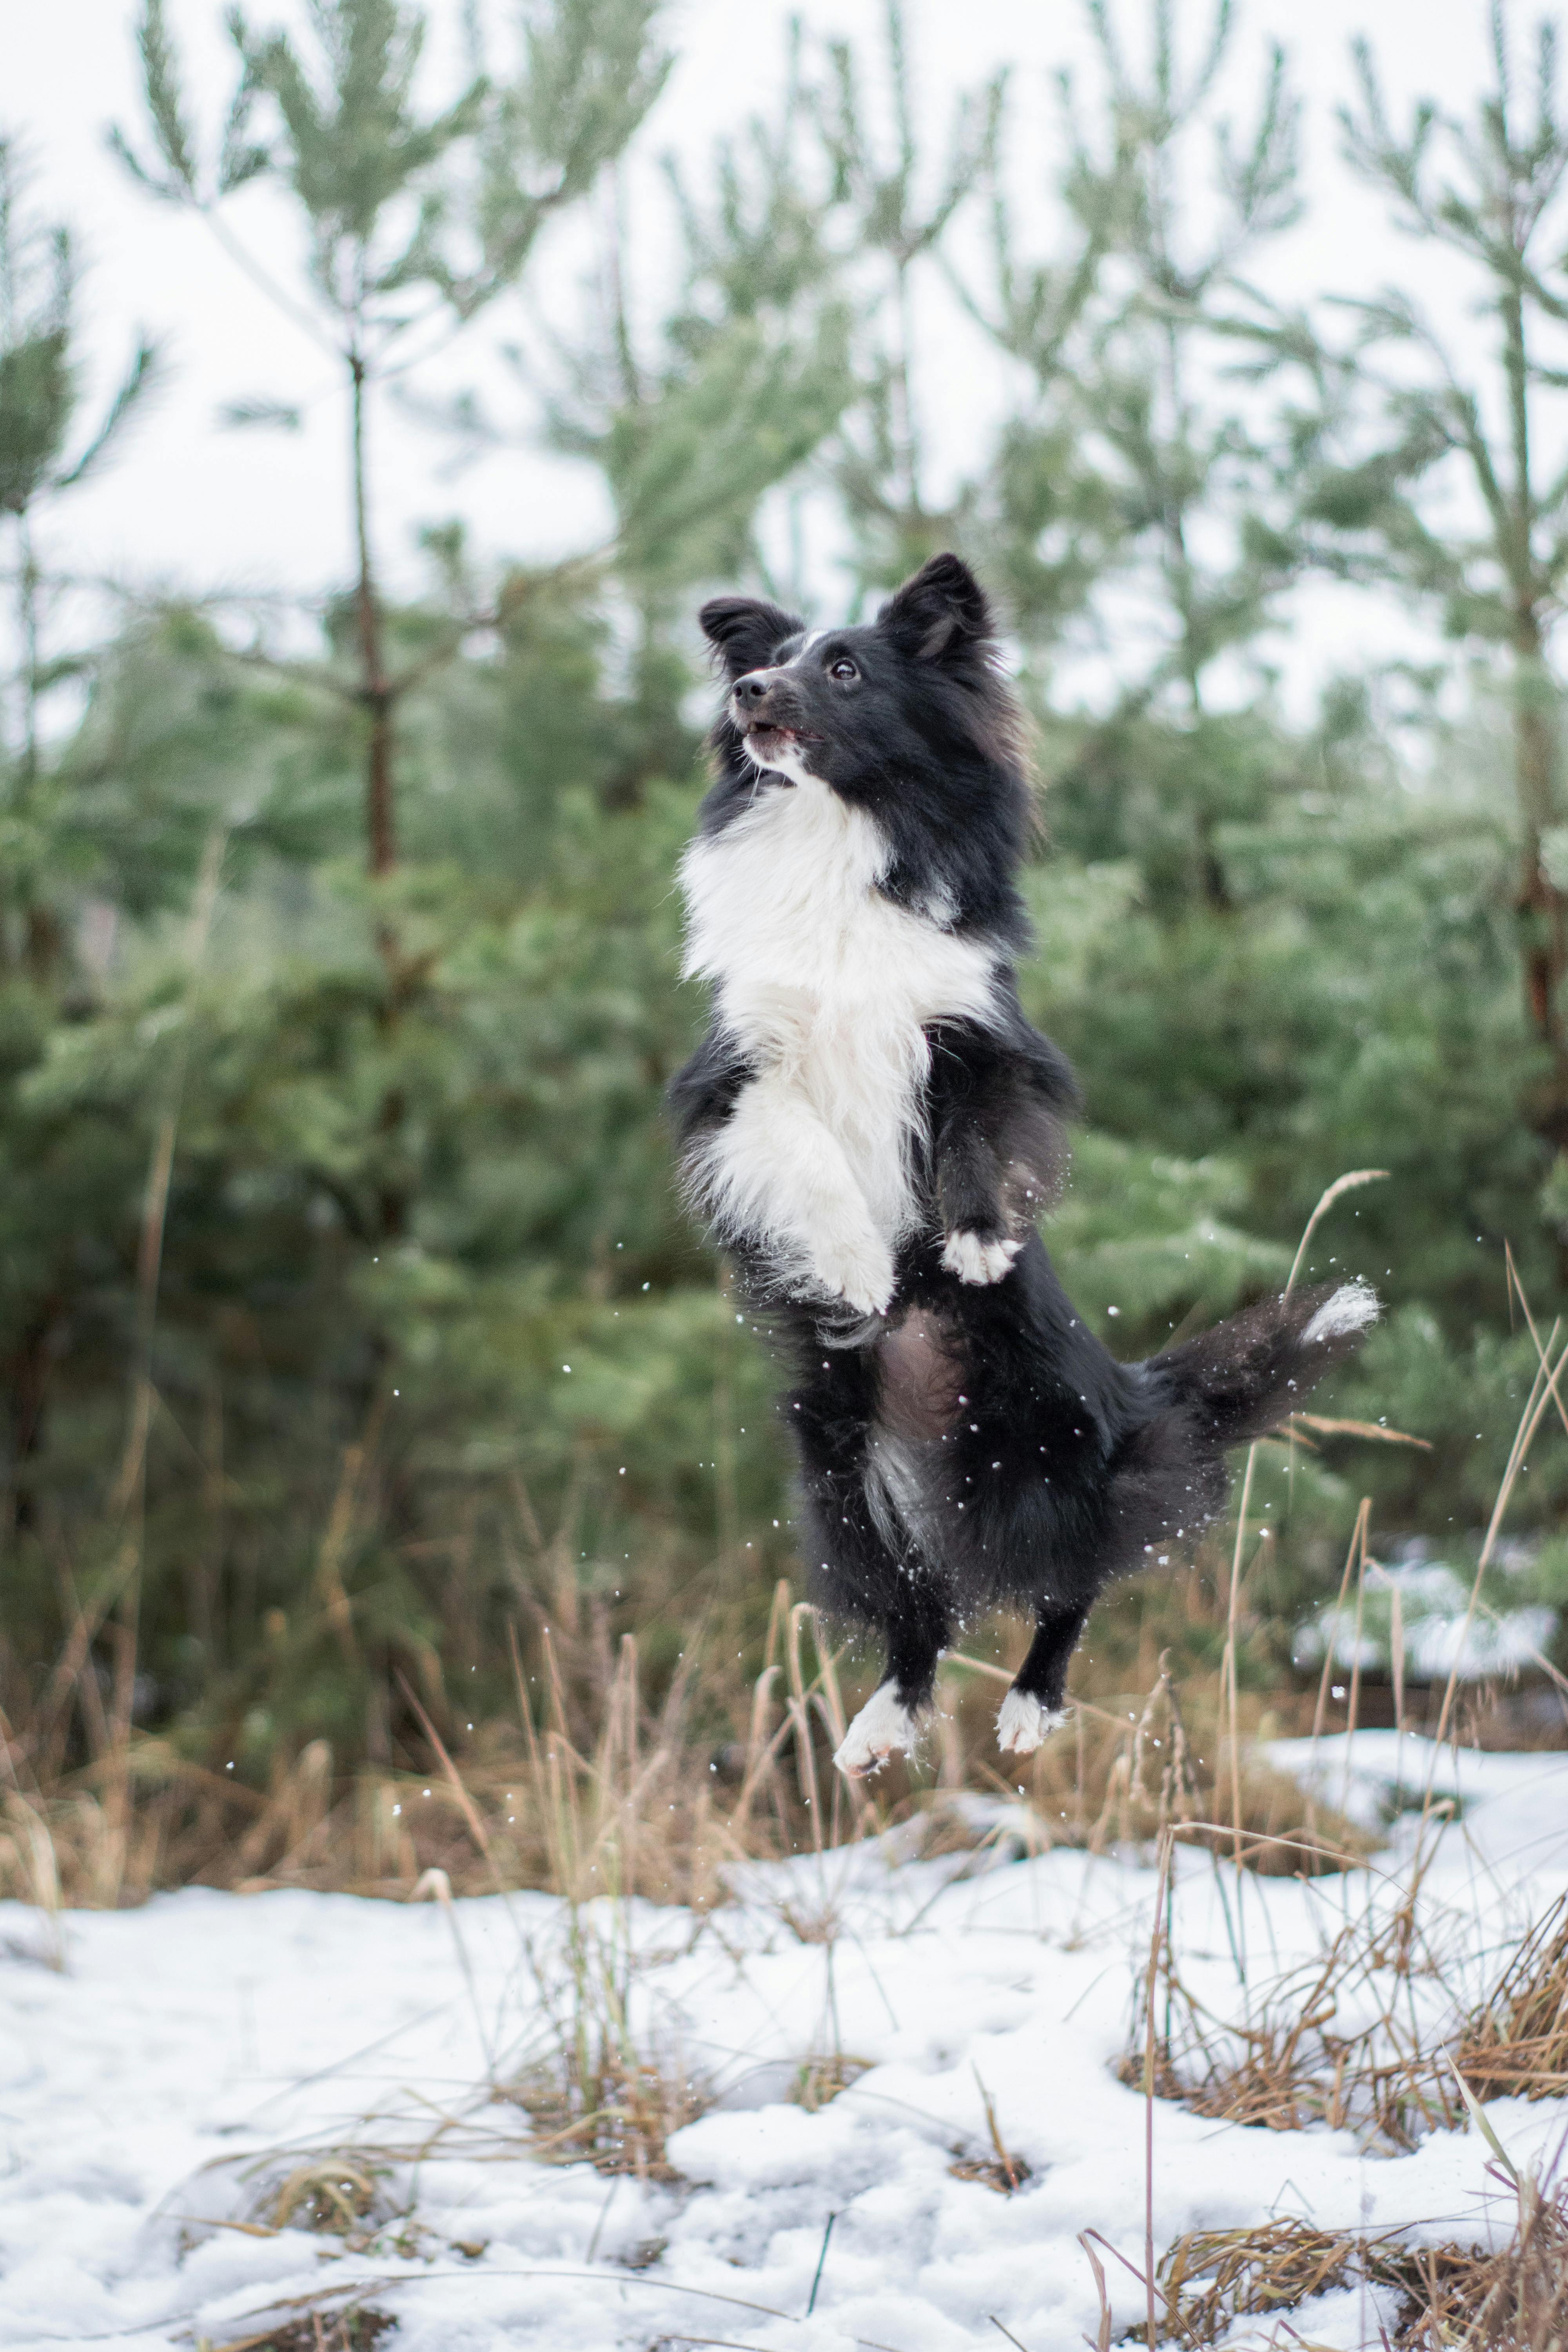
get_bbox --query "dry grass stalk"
[949,2069,1032,2194]
[501,1879,711,2180]
[1421,1275,1568,1798]
[0,1791,64,1966]
[489,1628,717,2176]
[790,2053,873,2110]
[1221,1444,1259,1869]
[1143,1832,1175,2351]
[1225,1168,1387,1865]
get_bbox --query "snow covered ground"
[3,1736,1568,2352]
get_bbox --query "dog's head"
[698,553,1020,806]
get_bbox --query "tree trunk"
[349,356,410,1243]
[1512,620,1568,1149]
[4,1304,60,1537]
[351,356,396,877]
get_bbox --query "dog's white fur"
[1302,1282,1380,1345]
[995,1689,1065,1753]
[942,1230,1022,1285]
[681,774,1003,1310]
[834,1679,923,1775]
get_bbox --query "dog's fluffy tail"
[1144,1279,1379,1448]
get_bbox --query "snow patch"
[0,1741,1566,2351]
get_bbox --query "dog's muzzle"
[731,667,822,776]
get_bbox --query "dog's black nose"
[733,670,775,706]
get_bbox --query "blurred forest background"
[6,0,1568,1896]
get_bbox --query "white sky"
[1,0,1541,711]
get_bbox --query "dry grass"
[197,2304,395,2352]
[171,2138,432,2273]
[1112,1281,1568,2165]
[2,1542,1381,1925]
[1455,1893,1568,2103]
[948,2071,1033,2194]
[1130,1859,1568,2158]
[1159,2217,1372,2342]
[1158,2164,1568,2352]
[1388,2167,1568,2352]
[942,1643,1372,1880]
[790,2053,873,2109]
[1122,1889,1471,2151]
[245,2154,396,2247]
[505,2049,709,2180]
[450,1627,722,2179]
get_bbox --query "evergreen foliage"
[4,0,1568,1789]
[1311,9,1568,1212]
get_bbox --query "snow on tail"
[1147,1278,1380,1449]
[1302,1282,1381,1345]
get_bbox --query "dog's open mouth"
[744,723,821,771]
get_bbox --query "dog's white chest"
[681,782,999,1244]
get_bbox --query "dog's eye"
[829,658,858,682]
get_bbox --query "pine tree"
[113,0,670,875]
[1320,3,1568,1228]
[426,48,857,797]
[0,140,167,1545]
[945,66,1121,664]
[815,0,1005,594]
[0,138,160,977]
[1022,0,1309,908]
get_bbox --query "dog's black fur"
[671,554,1375,1760]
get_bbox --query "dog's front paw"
[996,1689,1066,1755]
[942,1230,1022,1286]
[834,1682,923,1778]
[812,1235,895,1316]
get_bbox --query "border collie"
[671,552,1377,1778]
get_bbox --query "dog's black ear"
[878,553,992,661]
[698,595,806,681]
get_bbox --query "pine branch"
[54,338,165,492]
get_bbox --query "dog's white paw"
[942,1231,1022,1286]
[812,1235,895,1316]
[834,1682,922,1778]
[996,1689,1066,1755]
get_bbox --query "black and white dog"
[671,553,1376,1778]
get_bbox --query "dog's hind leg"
[791,1360,947,1781]
[996,1601,1089,1754]
[833,1578,950,1780]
